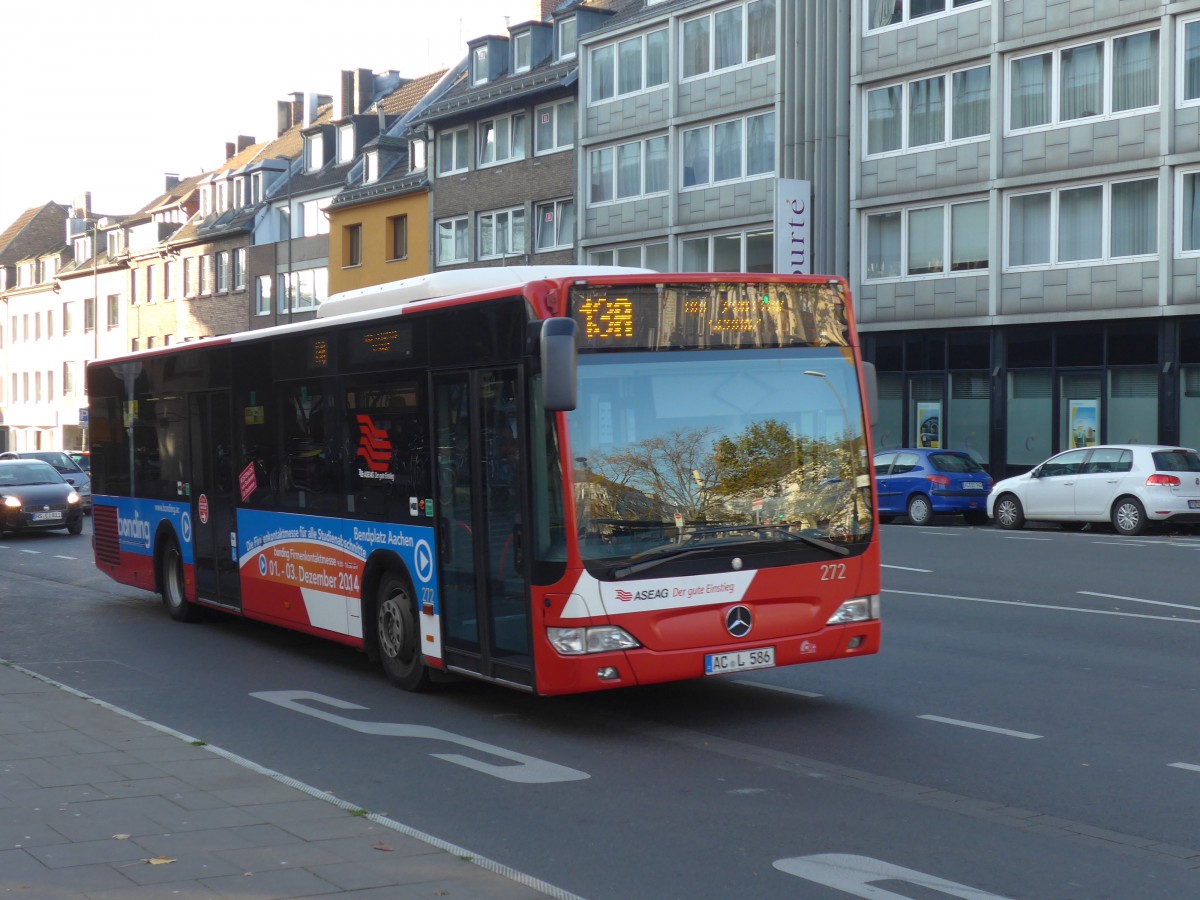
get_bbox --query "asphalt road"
[1,516,1198,899]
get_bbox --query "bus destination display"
[569,282,849,351]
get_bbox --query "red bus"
[87,267,879,695]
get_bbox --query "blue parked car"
[873,449,993,526]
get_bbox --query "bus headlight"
[548,626,640,655]
[826,594,880,624]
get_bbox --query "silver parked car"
[988,444,1200,536]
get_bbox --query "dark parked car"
[874,448,993,526]
[0,459,84,535]
[0,450,91,512]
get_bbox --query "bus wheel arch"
[363,554,432,691]
[156,525,199,623]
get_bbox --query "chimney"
[540,0,557,20]
[237,134,256,153]
[338,70,354,119]
[72,192,92,218]
[225,141,236,160]
[164,173,181,191]
[304,92,331,127]
[353,68,373,115]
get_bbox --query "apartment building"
[854,0,1200,475]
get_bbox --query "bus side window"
[345,379,429,522]
[277,380,342,513]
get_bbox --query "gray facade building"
[853,0,1200,474]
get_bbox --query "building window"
[478,113,527,166]
[279,268,328,313]
[682,112,774,188]
[256,275,272,315]
[589,135,669,204]
[163,260,173,298]
[865,0,986,32]
[588,240,669,271]
[477,208,526,260]
[1182,17,1200,104]
[338,122,356,165]
[558,16,577,60]
[84,298,95,332]
[514,31,531,72]
[682,0,775,80]
[679,230,773,273]
[183,257,195,298]
[305,132,324,171]
[63,362,74,396]
[865,199,988,280]
[199,255,213,295]
[472,44,489,85]
[436,216,469,265]
[589,28,669,104]
[437,127,470,175]
[107,294,120,328]
[410,139,427,172]
[535,199,575,251]
[147,336,157,349]
[302,198,330,237]
[215,251,229,293]
[1008,30,1158,132]
[233,248,246,290]
[344,224,363,268]
[535,99,576,154]
[1006,179,1157,269]
[62,302,73,334]
[865,64,989,156]
[389,215,408,261]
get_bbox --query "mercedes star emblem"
[725,605,753,638]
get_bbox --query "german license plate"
[1190,500,1200,509]
[705,646,775,675]
[963,481,984,490]
[32,511,62,521]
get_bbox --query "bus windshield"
[566,346,872,570]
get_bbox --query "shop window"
[1007,371,1052,466]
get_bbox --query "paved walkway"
[0,662,573,899]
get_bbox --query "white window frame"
[588,240,669,271]
[681,112,775,189]
[305,132,324,171]
[558,16,577,60]
[588,28,669,105]
[436,126,470,176]
[477,112,527,167]
[1003,177,1159,271]
[863,0,986,34]
[338,123,356,165]
[678,229,775,273]
[588,135,669,205]
[472,44,489,86]
[534,99,576,155]
[680,0,776,81]
[255,275,272,316]
[1178,15,1200,108]
[863,63,991,159]
[435,216,470,266]
[514,31,531,73]
[863,199,990,282]
[233,248,247,291]
[477,207,527,260]
[535,198,575,251]
[1006,28,1160,135]
[215,251,229,293]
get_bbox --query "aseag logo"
[355,415,392,473]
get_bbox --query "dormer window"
[338,123,356,165]
[251,172,264,204]
[305,132,324,171]
[410,138,427,172]
[200,185,213,216]
[233,175,246,207]
[472,45,489,85]
[558,17,577,60]
[514,31,531,72]
[107,231,123,256]
[365,149,381,183]
[73,236,90,261]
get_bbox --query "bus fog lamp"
[547,626,640,655]
[826,595,880,625]
[597,667,620,680]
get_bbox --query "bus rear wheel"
[376,571,431,691]
[161,537,199,623]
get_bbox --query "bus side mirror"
[862,361,879,427]
[541,318,578,411]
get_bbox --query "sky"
[0,0,544,231]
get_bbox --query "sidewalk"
[0,662,572,899]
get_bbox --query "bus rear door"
[188,390,242,611]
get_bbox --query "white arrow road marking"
[774,853,1012,899]
[1078,591,1200,613]
[918,714,1041,740]
[251,690,589,784]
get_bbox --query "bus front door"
[434,369,532,689]
[188,391,242,611]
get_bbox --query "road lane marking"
[53,555,78,560]
[882,564,932,573]
[18,549,39,554]
[1078,591,1200,613]
[918,714,1041,740]
[252,690,589,783]
[1000,535,1052,541]
[885,589,1200,624]
[774,854,1013,899]
[735,680,822,698]
[1169,762,1200,773]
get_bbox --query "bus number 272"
[820,563,846,581]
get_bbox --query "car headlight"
[2,495,20,509]
[547,626,641,655]
[67,491,81,504]
[826,594,880,624]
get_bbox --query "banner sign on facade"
[775,179,812,275]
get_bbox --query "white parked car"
[988,445,1200,536]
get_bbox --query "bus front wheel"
[161,537,200,623]
[376,571,431,691]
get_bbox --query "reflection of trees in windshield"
[576,418,870,555]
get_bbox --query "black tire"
[906,494,933,526]
[1111,496,1147,536]
[376,571,431,691]
[963,510,988,526]
[994,494,1025,530]
[161,537,200,622]
[67,519,83,535]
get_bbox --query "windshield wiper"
[682,523,851,557]
[611,528,849,578]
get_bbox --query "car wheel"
[161,537,200,622]
[963,510,988,526]
[906,494,933,526]
[994,494,1025,530]
[67,519,83,535]
[1111,496,1147,536]
[376,571,431,691]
